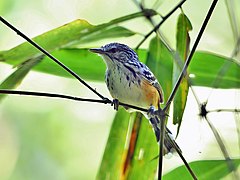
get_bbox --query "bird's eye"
[109,48,117,53]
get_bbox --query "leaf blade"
[97,108,131,179]
[173,12,192,133]
[0,56,42,101]
[0,10,156,66]
[190,51,240,89]
[163,159,240,180]
[127,114,158,179]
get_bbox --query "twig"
[163,0,219,111]
[204,115,240,179]
[172,142,197,180]
[0,89,148,112]
[158,110,166,180]
[136,0,187,49]
[0,89,109,103]
[155,0,219,178]
[0,16,108,101]
[208,108,240,113]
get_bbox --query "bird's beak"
[89,48,105,54]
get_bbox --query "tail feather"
[149,117,181,155]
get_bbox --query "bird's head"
[90,43,139,65]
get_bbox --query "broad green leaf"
[189,51,240,89]
[163,159,240,180]
[78,26,136,44]
[97,108,131,179]
[0,25,134,66]
[0,9,156,66]
[36,49,106,81]
[127,114,158,179]
[0,56,42,101]
[0,19,92,66]
[173,12,192,134]
[175,13,192,59]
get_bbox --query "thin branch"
[232,37,240,59]
[119,102,148,112]
[157,0,219,178]
[0,16,108,101]
[158,111,166,180]
[204,115,240,179]
[172,142,197,180]
[133,0,156,26]
[136,0,187,49]
[225,0,240,42]
[208,108,240,113]
[234,108,240,155]
[173,52,202,105]
[157,111,197,180]
[0,89,109,104]
[163,0,219,111]
[0,89,148,113]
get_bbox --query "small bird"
[90,42,178,154]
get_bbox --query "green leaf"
[97,108,131,179]
[173,12,192,133]
[175,13,192,59]
[78,26,136,44]
[0,19,92,66]
[36,49,106,81]
[0,10,157,66]
[163,159,240,180]
[146,36,174,103]
[0,56,42,101]
[127,114,158,179]
[189,51,240,89]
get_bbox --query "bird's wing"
[123,61,164,103]
[138,62,164,104]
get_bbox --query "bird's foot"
[111,99,119,111]
[147,105,156,119]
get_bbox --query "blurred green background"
[0,0,239,179]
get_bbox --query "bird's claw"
[112,99,119,111]
[147,105,156,118]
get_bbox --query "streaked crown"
[90,43,139,63]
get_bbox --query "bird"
[90,42,179,154]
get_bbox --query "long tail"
[149,117,181,155]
